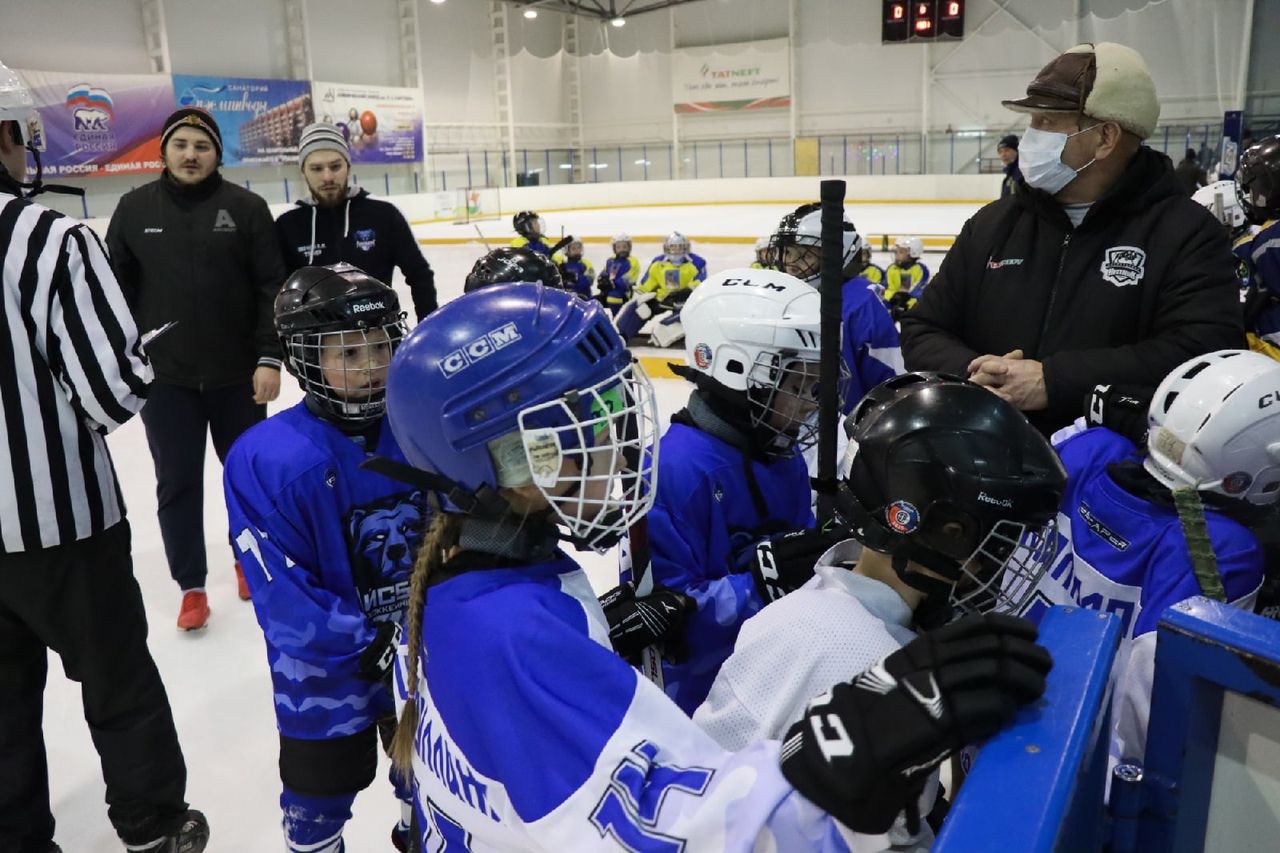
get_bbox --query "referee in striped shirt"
[0,64,207,852]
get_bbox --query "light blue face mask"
[1019,124,1100,195]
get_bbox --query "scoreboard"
[883,0,966,43]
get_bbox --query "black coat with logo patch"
[274,188,437,321]
[900,146,1245,435]
[107,172,286,388]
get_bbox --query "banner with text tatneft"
[16,69,174,177]
[671,38,790,114]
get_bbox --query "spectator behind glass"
[900,42,1244,436]
[998,133,1023,198]
[1175,147,1209,195]
[107,107,288,631]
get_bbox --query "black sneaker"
[125,810,209,853]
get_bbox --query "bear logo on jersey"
[1100,246,1146,287]
[345,491,425,622]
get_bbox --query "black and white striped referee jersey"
[0,190,152,553]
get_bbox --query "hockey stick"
[473,224,492,250]
[815,180,847,526]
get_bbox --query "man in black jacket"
[997,134,1022,198]
[107,107,287,630]
[900,43,1244,436]
[275,122,437,321]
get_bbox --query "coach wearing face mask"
[901,42,1243,436]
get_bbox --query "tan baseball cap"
[1003,42,1160,140]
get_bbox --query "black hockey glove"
[599,583,694,664]
[596,272,612,294]
[743,524,849,604]
[1085,383,1153,446]
[358,621,402,683]
[779,613,1052,834]
[887,291,913,322]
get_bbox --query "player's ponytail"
[391,511,462,778]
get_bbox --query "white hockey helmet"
[682,267,840,457]
[1192,180,1249,235]
[1145,349,1280,506]
[893,236,924,260]
[611,232,631,252]
[0,60,38,148]
[768,202,859,285]
[663,231,690,258]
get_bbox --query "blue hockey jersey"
[645,421,815,714]
[1019,426,1262,761]
[393,551,861,851]
[1249,220,1280,355]
[841,276,903,413]
[600,255,641,311]
[224,402,428,740]
[560,257,596,299]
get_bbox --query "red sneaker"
[234,561,251,601]
[177,591,210,631]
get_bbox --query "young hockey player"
[558,238,595,299]
[382,282,1053,850]
[883,236,931,320]
[1022,349,1275,765]
[696,372,1066,845]
[643,268,849,713]
[1192,179,1255,290]
[636,231,708,304]
[1237,136,1280,359]
[596,232,640,314]
[464,245,564,293]
[768,202,902,412]
[508,209,563,259]
[857,239,886,290]
[223,264,425,852]
[751,235,771,268]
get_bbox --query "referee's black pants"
[140,380,266,592]
[0,520,190,851]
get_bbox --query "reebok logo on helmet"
[977,491,1013,508]
[439,322,522,377]
[351,300,386,314]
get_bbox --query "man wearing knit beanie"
[901,41,1243,438]
[275,121,438,321]
[106,104,288,629]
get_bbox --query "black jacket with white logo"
[107,172,287,388]
[274,188,437,321]
[900,146,1245,434]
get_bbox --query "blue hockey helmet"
[385,284,659,550]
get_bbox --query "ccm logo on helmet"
[1258,391,1280,409]
[439,323,522,377]
[722,276,786,292]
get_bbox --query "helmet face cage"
[767,208,856,284]
[745,351,847,458]
[664,234,689,257]
[284,320,406,423]
[961,516,1058,617]
[516,362,660,552]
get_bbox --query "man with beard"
[275,122,438,323]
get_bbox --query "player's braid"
[391,512,461,778]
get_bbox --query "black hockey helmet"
[767,202,859,284]
[275,263,407,426]
[464,246,564,293]
[1237,135,1280,224]
[512,210,543,239]
[837,372,1067,626]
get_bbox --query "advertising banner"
[311,81,424,164]
[16,69,174,177]
[171,74,313,166]
[671,38,791,114]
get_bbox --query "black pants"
[0,521,189,851]
[139,381,266,591]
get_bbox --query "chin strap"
[457,515,560,562]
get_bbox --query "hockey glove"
[779,613,1052,834]
[1085,383,1153,446]
[358,621,402,683]
[744,525,849,604]
[596,272,613,294]
[887,291,913,322]
[599,583,694,664]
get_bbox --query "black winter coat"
[106,172,286,389]
[274,188,438,321]
[900,146,1245,435]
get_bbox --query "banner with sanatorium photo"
[670,38,791,113]
[15,69,175,177]
[311,81,424,164]
[171,74,313,167]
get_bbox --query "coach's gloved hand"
[742,524,849,604]
[1085,383,1153,446]
[599,583,695,664]
[358,620,402,683]
[779,613,1052,834]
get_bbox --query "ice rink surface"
[43,200,981,850]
